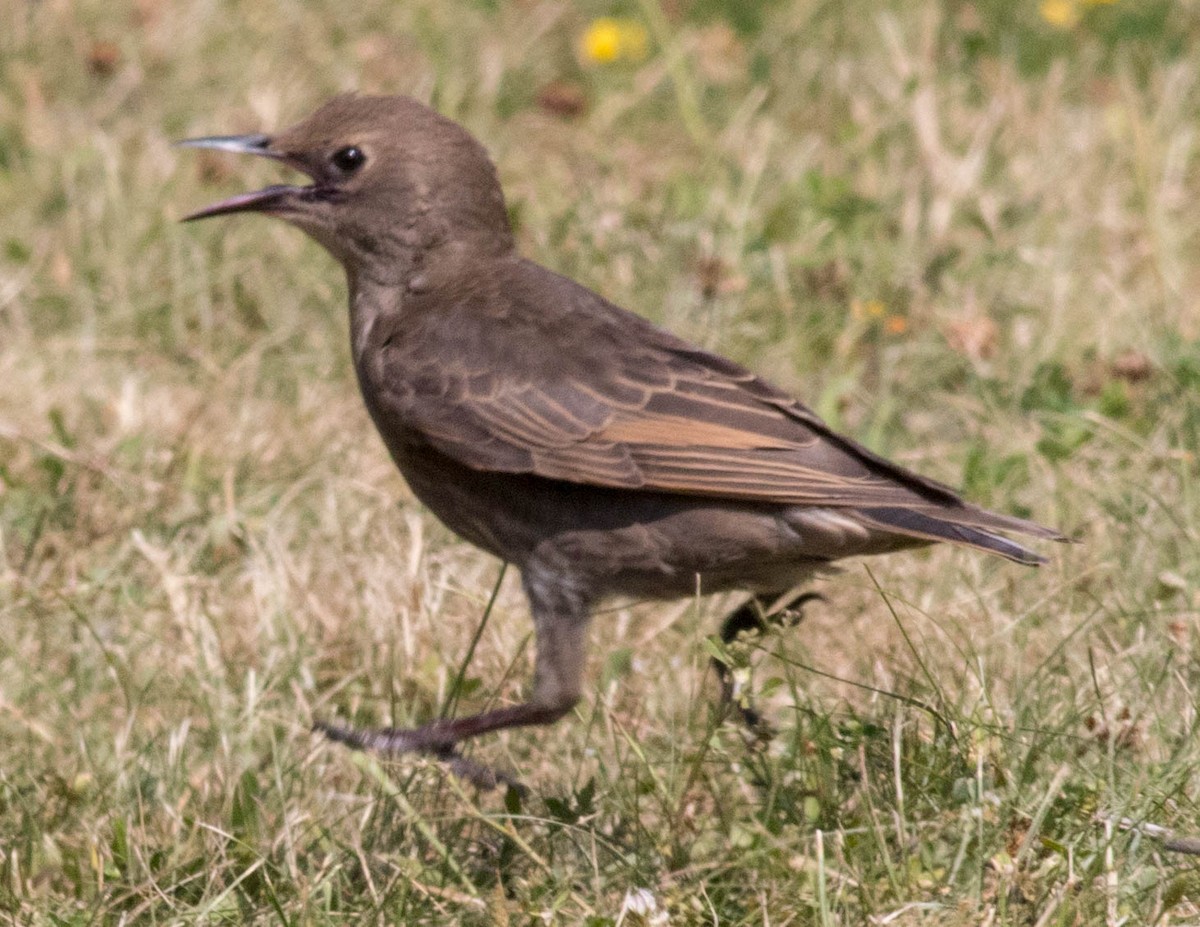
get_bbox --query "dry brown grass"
[3,0,1200,922]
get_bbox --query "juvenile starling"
[181,95,1064,771]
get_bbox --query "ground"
[2,0,1200,923]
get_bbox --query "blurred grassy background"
[3,0,1200,922]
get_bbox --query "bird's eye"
[330,145,366,173]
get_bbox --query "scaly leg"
[315,563,592,788]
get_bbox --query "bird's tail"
[855,505,1068,566]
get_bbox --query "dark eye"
[330,145,366,173]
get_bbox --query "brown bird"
[180,94,1064,776]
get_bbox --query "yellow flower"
[1040,0,1081,28]
[850,299,887,321]
[580,18,648,65]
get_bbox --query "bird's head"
[180,94,513,281]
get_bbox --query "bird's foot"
[713,590,825,735]
[774,591,824,627]
[312,719,525,793]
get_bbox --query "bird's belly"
[377,438,843,599]
[384,442,527,560]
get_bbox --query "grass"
[3,0,1200,922]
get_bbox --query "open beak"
[177,133,311,221]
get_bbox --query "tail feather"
[943,503,1068,542]
[856,505,1066,566]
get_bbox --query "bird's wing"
[405,358,938,508]
[374,262,1059,541]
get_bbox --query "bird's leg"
[712,590,823,731]
[315,563,591,789]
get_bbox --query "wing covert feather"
[383,352,954,511]
[374,258,1031,520]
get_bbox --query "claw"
[312,719,526,792]
[312,718,455,753]
[772,591,825,628]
